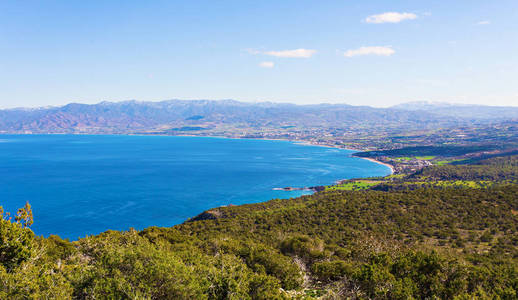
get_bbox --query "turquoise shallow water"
[0,135,391,239]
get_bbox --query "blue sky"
[0,0,517,108]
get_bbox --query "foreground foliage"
[1,156,518,299]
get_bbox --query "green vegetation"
[1,156,518,298]
[393,156,437,161]
[414,156,436,160]
[414,155,518,181]
[325,180,380,191]
[384,174,405,179]
[356,145,497,159]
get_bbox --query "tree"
[0,203,35,271]
[15,202,33,228]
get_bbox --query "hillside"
[1,155,517,299]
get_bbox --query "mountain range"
[0,100,517,134]
[391,101,518,120]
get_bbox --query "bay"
[0,135,391,239]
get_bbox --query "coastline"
[356,157,395,174]
[177,135,396,176]
[2,131,395,180]
[178,135,396,179]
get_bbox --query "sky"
[0,0,517,108]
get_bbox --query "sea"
[0,135,391,239]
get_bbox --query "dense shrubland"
[412,157,518,181]
[1,156,517,299]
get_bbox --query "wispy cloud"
[259,61,274,68]
[477,20,491,25]
[365,12,418,24]
[247,48,317,58]
[344,46,395,58]
[263,49,317,58]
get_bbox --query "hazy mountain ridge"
[392,101,518,120]
[0,99,515,134]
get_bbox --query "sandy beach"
[356,157,395,174]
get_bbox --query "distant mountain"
[392,101,518,120]
[0,99,513,134]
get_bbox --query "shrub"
[311,260,351,282]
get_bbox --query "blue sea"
[0,135,391,239]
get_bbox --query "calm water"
[0,135,391,239]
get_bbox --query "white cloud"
[344,46,395,58]
[477,20,491,25]
[259,61,274,68]
[263,49,317,58]
[247,48,317,58]
[365,12,418,24]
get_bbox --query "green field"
[325,180,381,191]
[415,155,436,160]
[394,155,436,161]
[434,158,467,165]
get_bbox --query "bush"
[280,235,324,261]
[0,216,35,271]
[311,260,351,282]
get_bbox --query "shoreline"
[1,131,395,180]
[158,134,396,179]
[355,157,395,174]
[190,135,396,176]
[158,134,396,184]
